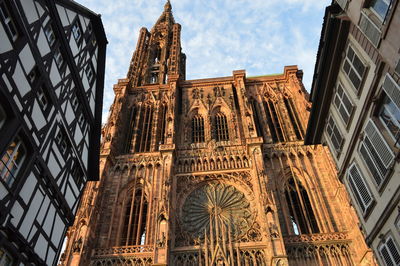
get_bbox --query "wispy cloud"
[75,0,330,122]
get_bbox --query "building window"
[395,60,400,76]
[379,234,400,266]
[214,112,229,142]
[370,0,392,21]
[284,177,319,235]
[36,85,49,110]
[347,163,374,214]
[71,160,84,188]
[78,113,85,129]
[379,74,400,144]
[54,48,64,68]
[71,20,82,42]
[150,72,158,84]
[71,91,79,112]
[342,45,366,92]
[85,63,95,84]
[0,1,18,41]
[284,98,303,140]
[0,135,26,186]
[121,187,148,246]
[0,104,6,130]
[359,119,395,187]
[135,105,153,152]
[379,95,400,142]
[28,66,40,84]
[0,248,14,266]
[56,129,68,154]
[250,99,263,137]
[396,216,400,233]
[334,82,354,125]
[264,100,284,142]
[192,114,205,143]
[44,23,56,47]
[326,115,344,153]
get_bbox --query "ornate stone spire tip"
[164,0,172,11]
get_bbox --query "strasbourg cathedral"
[60,2,376,265]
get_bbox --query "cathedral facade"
[60,2,376,265]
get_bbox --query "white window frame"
[54,48,64,68]
[0,136,26,186]
[370,0,392,21]
[72,20,82,42]
[71,91,79,112]
[28,66,39,84]
[56,128,68,154]
[36,85,48,110]
[44,23,56,47]
[379,234,400,266]
[85,63,94,84]
[379,74,400,145]
[334,82,354,126]
[347,163,374,215]
[342,45,367,92]
[0,1,18,41]
[78,113,85,129]
[379,94,400,144]
[325,115,344,155]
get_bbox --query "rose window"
[181,182,252,239]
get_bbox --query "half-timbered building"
[0,0,106,265]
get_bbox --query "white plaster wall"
[19,0,38,25]
[19,44,35,74]
[0,25,13,53]
[13,62,31,97]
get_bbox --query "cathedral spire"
[164,0,171,12]
[127,0,185,87]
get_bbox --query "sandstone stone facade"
[59,2,375,265]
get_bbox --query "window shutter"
[365,120,395,168]
[387,238,400,265]
[359,12,381,47]
[380,236,400,266]
[348,163,373,213]
[382,74,400,110]
[360,120,395,185]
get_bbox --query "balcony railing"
[93,245,154,257]
[284,232,349,244]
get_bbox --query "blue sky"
[76,0,330,122]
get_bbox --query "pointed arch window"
[192,114,205,143]
[158,104,167,146]
[284,178,319,235]
[250,99,263,137]
[121,187,148,246]
[126,106,138,153]
[284,98,303,140]
[135,105,153,152]
[214,112,229,141]
[263,100,284,142]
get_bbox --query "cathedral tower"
[60,2,376,265]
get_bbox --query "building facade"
[305,0,400,265]
[0,0,106,265]
[61,2,374,265]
